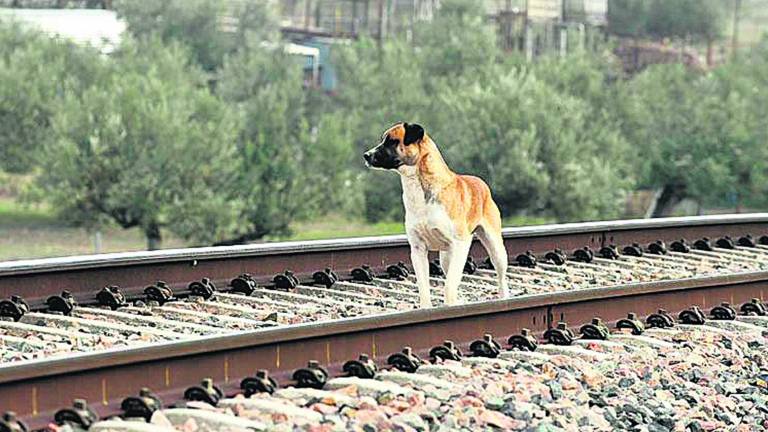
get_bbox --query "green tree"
[607,0,649,38]
[37,38,240,249]
[645,0,724,42]
[614,63,747,216]
[415,0,498,82]
[215,45,357,243]
[703,40,768,210]
[432,66,630,221]
[0,22,103,173]
[114,0,278,72]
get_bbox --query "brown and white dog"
[364,122,508,307]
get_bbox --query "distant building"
[1,1,610,90]
[0,7,124,53]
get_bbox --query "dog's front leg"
[410,245,432,308]
[444,240,471,305]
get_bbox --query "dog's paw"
[444,296,463,306]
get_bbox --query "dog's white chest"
[400,174,455,250]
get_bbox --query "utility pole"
[731,0,741,60]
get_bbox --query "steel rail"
[2,213,767,276]
[2,214,768,305]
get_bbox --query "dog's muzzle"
[363,150,374,167]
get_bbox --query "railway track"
[16,309,768,431]
[2,214,768,430]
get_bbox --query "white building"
[0,7,125,53]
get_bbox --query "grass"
[0,196,186,261]
[0,195,556,262]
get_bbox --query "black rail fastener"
[144,281,175,305]
[572,246,594,263]
[693,237,713,251]
[293,360,328,389]
[46,291,76,316]
[648,240,668,255]
[759,235,768,246]
[429,340,462,362]
[0,296,29,322]
[386,262,410,280]
[463,255,478,274]
[622,243,644,257]
[599,245,620,260]
[469,334,501,358]
[312,268,339,288]
[351,265,375,283]
[429,259,445,277]
[0,412,28,432]
[670,239,691,253]
[481,256,494,270]
[515,251,537,268]
[343,354,377,379]
[678,306,707,325]
[545,249,567,266]
[710,302,737,320]
[189,278,217,300]
[741,298,766,316]
[96,285,127,310]
[715,236,736,250]
[544,322,574,346]
[646,309,676,328]
[121,388,162,421]
[508,328,538,352]
[184,378,223,406]
[54,399,98,429]
[580,317,610,340]
[230,274,257,296]
[738,235,757,248]
[241,370,278,396]
[273,271,299,291]
[387,346,422,373]
[616,313,645,335]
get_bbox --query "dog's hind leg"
[410,244,432,308]
[439,250,451,276]
[444,240,471,305]
[477,225,509,299]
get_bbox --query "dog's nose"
[363,152,373,164]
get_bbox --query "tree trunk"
[145,223,162,251]
[632,36,639,71]
[649,184,685,218]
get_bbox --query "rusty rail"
[2,213,767,303]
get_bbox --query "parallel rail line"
[1,214,768,429]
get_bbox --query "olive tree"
[0,22,104,173]
[37,38,241,249]
[214,45,358,243]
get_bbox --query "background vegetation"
[1,0,767,259]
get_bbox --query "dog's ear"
[403,123,424,146]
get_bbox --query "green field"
[0,196,554,261]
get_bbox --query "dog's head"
[363,122,425,171]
